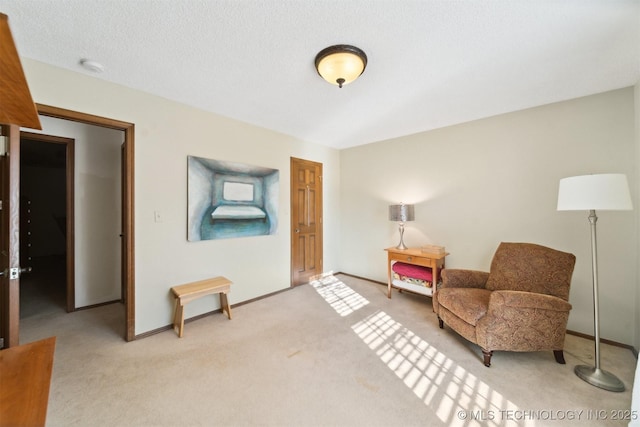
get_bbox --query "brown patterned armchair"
[433,242,576,367]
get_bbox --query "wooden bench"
[170,276,232,338]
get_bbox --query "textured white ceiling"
[1,0,638,149]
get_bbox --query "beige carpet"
[19,273,637,426]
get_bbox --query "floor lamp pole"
[574,209,625,392]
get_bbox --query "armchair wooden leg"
[482,349,493,367]
[553,350,566,364]
[437,317,444,329]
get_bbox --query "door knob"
[294,228,300,233]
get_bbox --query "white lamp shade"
[557,173,633,211]
[389,204,415,222]
[315,45,367,87]
[316,52,365,86]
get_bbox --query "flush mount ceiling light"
[80,58,104,73]
[315,44,367,88]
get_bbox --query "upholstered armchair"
[433,242,576,367]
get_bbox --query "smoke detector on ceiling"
[79,59,104,73]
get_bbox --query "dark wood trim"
[231,286,295,308]
[0,128,7,347]
[19,131,71,144]
[337,272,385,286]
[565,329,636,353]
[20,131,75,313]
[133,270,640,360]
[122,125,135,341]
[134,324,174,340]
[337,272,639,356]
[66,140,75,313]
[339,271,437,298]
[74,299,122,311]
[36,104,129,131]
[35,104,136,342]
[8,125,20,346]
[0,124,21,347]
[135,286,298,340]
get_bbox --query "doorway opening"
[19,133,73,318]
[34,104,136,342]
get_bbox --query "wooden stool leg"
[177,303,185,338]
[172,298,180,334]
[220,292,231,320]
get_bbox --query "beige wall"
[23,59,342,335]
[21,58,638,346]
[340,88,638,346]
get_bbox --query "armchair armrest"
[477,290,573,352]
[441,269,489,289]
[489,290,572,312]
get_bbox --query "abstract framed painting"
[188,156,279,241]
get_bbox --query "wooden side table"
[385,247,448,298]
[0,337,56,427]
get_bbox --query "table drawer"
[391,253,434,268]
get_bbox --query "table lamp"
[389,203,414,250]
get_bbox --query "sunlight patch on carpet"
[352,311,531,427]
[311,276,531,426]
[310,275,369,316]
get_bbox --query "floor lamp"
[557,173,633,392]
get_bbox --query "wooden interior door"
[0,124,22,348]
[0,12,43,349]
[290,157,323,286]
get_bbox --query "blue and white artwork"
[188,156,279,241]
